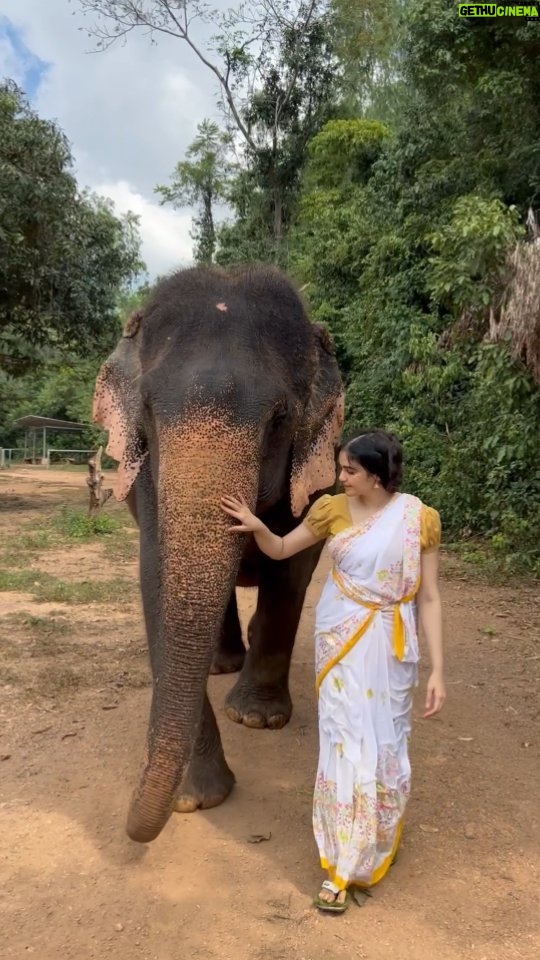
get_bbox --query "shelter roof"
[14,416,89,431]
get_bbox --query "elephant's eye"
[271,404,288,427]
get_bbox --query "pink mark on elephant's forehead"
[216,301,228,312]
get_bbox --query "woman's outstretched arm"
[221,495,320,560]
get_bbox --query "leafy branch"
[77,1,324,153]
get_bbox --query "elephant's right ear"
[92,311,147,501]
[290,323,345,517]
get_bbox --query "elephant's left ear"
[290,324,345,517]
[92,320,147,501]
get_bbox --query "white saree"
[312,493,423,890]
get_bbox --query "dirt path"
[1,470,539,960]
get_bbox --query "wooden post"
[86,446,113,517]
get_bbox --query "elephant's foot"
[225,676,292,730]
[209,646,246,675]
[174,753,235,814]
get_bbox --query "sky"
[0,0,227,279]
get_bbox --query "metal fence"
[0,448,95,468]
[0,448,26,468]
[47,448,96,466]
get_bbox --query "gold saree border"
[320,819,403,891]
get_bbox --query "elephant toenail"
[243,713,266,729]
[267,715,287,730]
[225,705,243,723]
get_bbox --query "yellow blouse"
[303,494,441,552]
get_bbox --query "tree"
[218,8,338,263]
[0,81,143,373]
[0,352,102,450]
[0,282,151,452]
[287,2,540,570]
[156,119,232,263]
[329,0,407,122]
[78,1,338,253]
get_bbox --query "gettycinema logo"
[458,3,540,15]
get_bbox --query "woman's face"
[337,450,379,497]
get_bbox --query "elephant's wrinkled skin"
[92,265,344,843]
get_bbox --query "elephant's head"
[92,266,343,842]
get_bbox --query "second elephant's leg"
[209,591,246,675]
[225,546,322,729]
[175,693,235,812]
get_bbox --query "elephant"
[92,263,344,844]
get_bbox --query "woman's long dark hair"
[341,429,403,493]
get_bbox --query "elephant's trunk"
[126,416,258,843]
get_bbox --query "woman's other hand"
[423,670,446,718]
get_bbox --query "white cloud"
[0,32,25,85]
[0,0,229,278]
[94,179,194,278]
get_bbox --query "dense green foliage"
[0,81,142,374]
[0,287,149,455]
[214,0,540,570]
[216,7,338,265]
[288,1,540,571]
[0,355,101,452]
[0,80,146,455]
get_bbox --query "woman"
[221,429,445,913]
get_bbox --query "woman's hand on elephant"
[221,495,264,533]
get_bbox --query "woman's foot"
[313,880,348,913]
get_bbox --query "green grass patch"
[19,530,53,550]
[0,568,135,604]
[42,578,135,604]
[442,539,539,583]
[0,529,54,567]
[0,569,50,592]
[0,549,28,568]
[53,507,122,540]
[1,507,137,573]
[22,614,73,635]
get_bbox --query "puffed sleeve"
[302,494,334,541]
[420,505,441,552]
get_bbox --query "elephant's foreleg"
[175,693,235,812]
[225,545,322,729]
[210,591,246,675]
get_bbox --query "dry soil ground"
[0,467,539,960]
